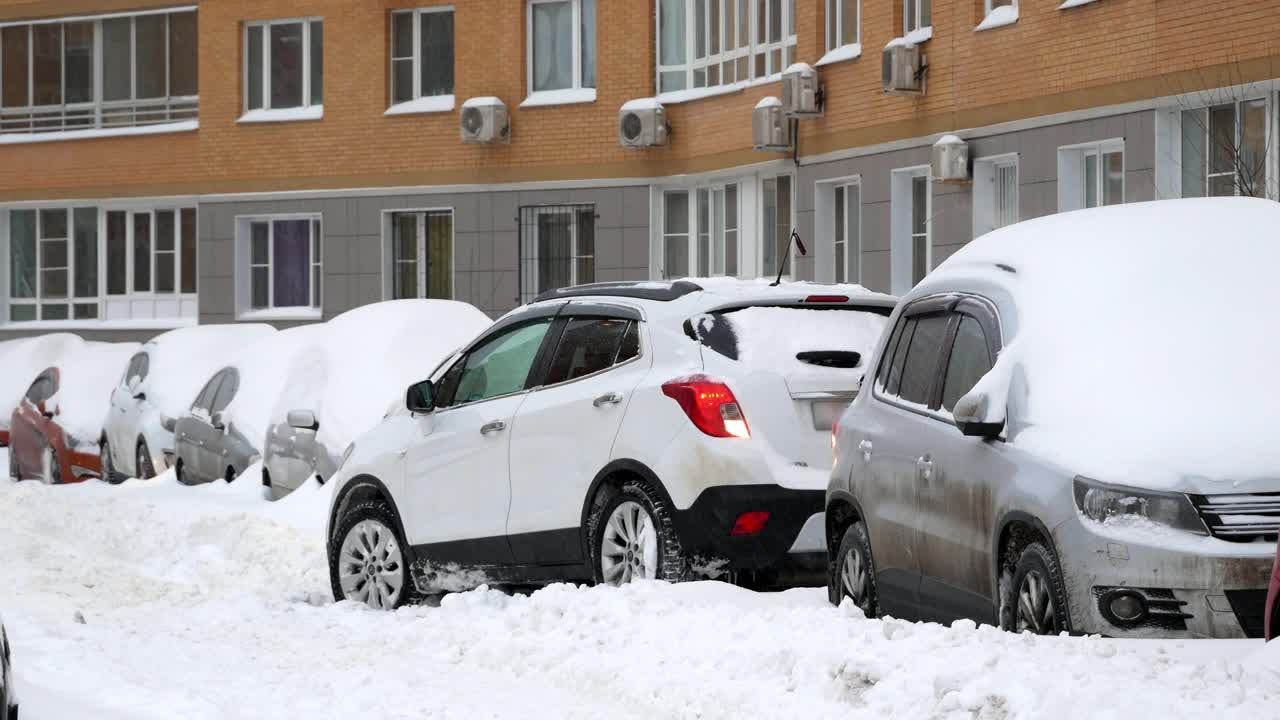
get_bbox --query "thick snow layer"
[221,324,330,450]
[721,306,888,379]
[0,120,197,145]
[45,341,139,446]
[755,96,782,109]
[138,324,277,421]
[975,4,1019,31]
[935,133,964,146]
[384,94,456,115]
[620,97,663,112]
[0,333,83,428]
[929,198,1280,491]
[815,43,862,66]
[237,106,324,123]
[2,463,1279,719]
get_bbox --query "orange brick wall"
[1,0,1278,201]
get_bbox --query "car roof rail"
[532,280,703,303]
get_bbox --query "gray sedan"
[173,366,260,485]
[261,409,339,500]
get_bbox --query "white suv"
[325,279,896,608]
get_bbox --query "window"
[518,205,595,303]
[7,207,99,321]
[191,372,223,414]
[882,317,915,396]
[662,184,740,278]
[941,316,992,411]
[0,10,197,135]
[896,313,948,406]
[761,174,793,279]
[240,217,322,314]
[657,0,796,94]
[102,208,198,314]
[439,320,554,407]
[1058,141,1122,211]
[25,372,54,404]
[890,168,929,294]
[904,0,931,34]
[1181,100,1268,198]
[826,0,859,52]
[544,318,639,384]
[527,0,595,97]
[832,182,861,284]
[389,210,453,300]
[210,368,239,414]
[390,8,454,109]
[124,351,151,387]
[983,0,1015,20]
[244,19,323,116]
[973,157,1018,237]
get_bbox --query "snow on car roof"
[140,324,278,419]
[926,197,1280,491]
[48,340,140,445]
[0,332,84,427]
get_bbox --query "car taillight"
[661,376,750,439]
[803,295,849,303]
[730,511,770,536]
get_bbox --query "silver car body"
[262,411,339,500]
[828,198,1278,639]
[173,367,260,485]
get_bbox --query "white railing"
[0,97,198,135]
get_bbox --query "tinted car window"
[896,314,950,406]
[884,317,917,396]
[25,375,52,404]
[447,320,553,406]
[876,316,909,392]
[941,315,993,412]
[192,373,223,413]
[134,352,151,382]
[544,318,636,385]
[617,321,640,363]
[211,369,239,414]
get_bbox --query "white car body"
[326,279,896,593]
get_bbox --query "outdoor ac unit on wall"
[618,98,669,148]
[882,41,925,96]
[752,96,790,152]
[460,97,510,144]
[932,135,970,183]
[780,63,823,118]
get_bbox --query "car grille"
[1191,492,1280,542]
[1224,589,1268,639]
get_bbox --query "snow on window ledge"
[519,88,597,108]
[237,106,325,124]
[0,120,198,145]
[384,95,456,116]
[236,307,323,322]
[0,317,197,331]
[1058,0,1101,8]
[656,73,782,106]
[975,5,1019,31]
[904,26,933,45]
[816,43,862,67]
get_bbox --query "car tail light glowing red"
[803,295,849,303]
[730,511,770,536]
[661,376,751,439]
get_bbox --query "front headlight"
[1072,476,1207,534]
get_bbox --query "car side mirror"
[133,392,147,401]
[210,411,226,431]
[406,380,435,415]
[954,390,1004,438]
[287,409,319,432]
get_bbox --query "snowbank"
[46,340,139,446]
[137,324,277,420]
[0,333,84,428]
[929,197,1280,490]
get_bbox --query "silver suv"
[826,198,1279,639]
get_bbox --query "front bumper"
[1059,515,1275,638]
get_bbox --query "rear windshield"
[686,305,891,374]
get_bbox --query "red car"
[8,367,102,484]
[1267,545,1280,640]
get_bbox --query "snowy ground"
[2,447,1279,720]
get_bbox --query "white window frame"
[1057,138,1124,212]
[890,166,930,295]
[387,7,455,115]
[524,0,595,105]
[655,0,797,98]
[972,154,1019,238]
[759,172,795,281]
[825,0,860,53]
[1178,97,1271,199]
[234,213,323,320]
[380,207,455,300]
[815,175,862,284]
[903,0,931,35]
[241,17,323,121]
[660,183,742,279]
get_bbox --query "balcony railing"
[0,97,199,136]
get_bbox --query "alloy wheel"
[1016,569,1058,634]
[599,500,659,586]
[337,519,404,609]
[840,545,871,610]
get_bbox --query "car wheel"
[329,501,413,609]
[588,479,688,586]
[224,466,236,484]
[174,458,189,485]
[832,521,880,617]
[1003,542,1072,635]
[101,439,124,485]
[7,447,17,482]
[42,447,60,485]
[135,439,157,480]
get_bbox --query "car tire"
[135,439,156,480]
[174,458,189,485]
[1002,542,1072,635]
[224,466,236,484]
[101,440,124,485]
[588,478,688,586]
[328,500,415,610]
[7,447,17,482]
[831,521,880,617]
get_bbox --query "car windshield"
[688,305,890,376]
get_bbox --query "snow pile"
[45,340,139,446]
[220,324,330,448]
[929,197,1280,490]
[2,471,1279,719]
[723,306,888,378]
[0,333,85,429]
[136,324,277,420]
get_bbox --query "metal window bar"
[518,204,597,304]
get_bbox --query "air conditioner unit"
[780,63,822,118]
[752,96,790,152]
[932,135,970,183]
[460,96,510,144]
[882,41,925,96]
[618,98,668,148]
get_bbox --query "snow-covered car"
[9,342,138,484]
[262,300,491,500]
[0,614,15,720]
[1267,544,1280,641]
[827,197,1279,639]
[101,325,276,482]
[173,325,325,486]
[325,278,895,608]
[0,333,83,447]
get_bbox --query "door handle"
[857,440,873,461]
[480,420,506,435]
[917,455,933,482]
[593,392,623,408]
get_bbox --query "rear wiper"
[795,351,861,369]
